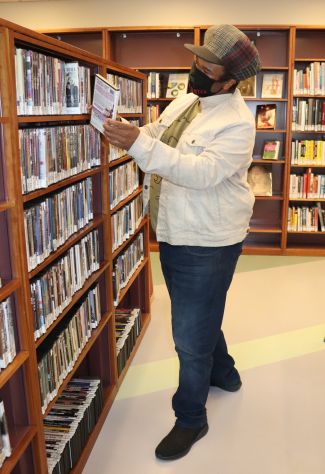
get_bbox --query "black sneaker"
[155,423,209,461]
[210,379,242,392]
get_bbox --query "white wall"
[1,0,325,31]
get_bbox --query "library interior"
[0,1,324,473]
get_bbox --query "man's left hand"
[103,119,140,150]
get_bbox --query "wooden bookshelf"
[0,17,150,473]
[285,26,325,251]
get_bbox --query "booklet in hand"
[91,74,120,134]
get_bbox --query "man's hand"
[103,118,140,150]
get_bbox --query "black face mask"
[188,62,217,97]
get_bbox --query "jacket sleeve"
[128,121,255,190]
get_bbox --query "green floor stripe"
[117,323,325,400]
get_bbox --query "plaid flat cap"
[184,24,261,82]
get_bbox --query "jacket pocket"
[178,132,213,154]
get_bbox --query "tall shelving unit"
[286,26,325,255]
[0,25,47,473]
[39,24,325,255]
[0,17,150,473]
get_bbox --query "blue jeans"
[159,241,243,428]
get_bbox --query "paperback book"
[256,104,277,130]
[248,165,273,196]
[238,76,256,98]
[262,140,280,160]
[166,73,189,98]
[91,74,120,134]
[261,73,284,99]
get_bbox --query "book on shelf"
[248,165,272,196]
[261,73,284,99]
[64,63,81,114]
[44,378,103,473]
[0,296,16,370]
[112,233,144,305]
[0,400,11,468]
[19,125,101,194]
[293,62,325,96]
[31,230,100,340]
[91,74,120,134]
[24,178,94,271]
[111,192,143,252]
[317,202,325,232]
[147,104,160,123]
[166,73,189,98]
[238,76,256,98]
[262,140,280,160]
[107,74,142,113]
[38,285,102,413]
[256,104,277,130]
[287,205,320,232]
[147,72,160,99]
[289,170,325,199]
[292,98,325,131]
[15,49,91,115]
[115,308,142,375]
[109,161,139,210]
[291,139,325,165]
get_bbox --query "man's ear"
[222,78,237,92]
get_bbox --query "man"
[103,24,261,461]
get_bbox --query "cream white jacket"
[128,90,256,246]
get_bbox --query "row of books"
[293,62,325,96]
[109,161,139,210]
[24,178,93,271]
[19,125,100,194]
[31,229,100,340]
[291,140,325,165]
[113,232,144,305]
[15,49,91,115]
[147,71,161,99]
[289,171,325,199]
[38,285,102,413]
[147,104,160,123]
[292,98,325,131]
[112,193,143,252]
[116,308,142,375]
[0,296,16,370]
[109,144,127,163]
[107,74,142,114]
[287,203,325,232]
[45,378,103,474]
[0,400,11,468]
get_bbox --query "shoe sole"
[155,424,209,461]
[211,380,242,392]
